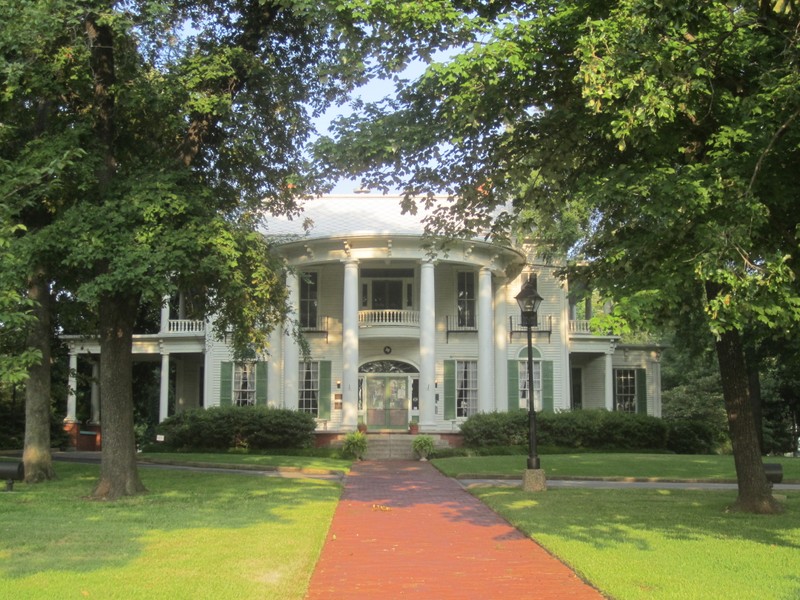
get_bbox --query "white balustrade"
[358,310,420,327]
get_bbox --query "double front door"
[364,375,409,430]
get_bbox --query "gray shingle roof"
[263,194,433,239]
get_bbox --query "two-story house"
[63,194,662,446]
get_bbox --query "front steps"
[323,432,453,460]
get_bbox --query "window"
[456,360,478,417]
[233,363,256,406]
[457,271,476,327]
[614,369,637,413]
[570,367,583,410]
[299,272,318,329]
[518,360,542,411]
[299,361,319,414]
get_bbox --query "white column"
[160,295,170,333]
[419,260,436,429]
[478,267,494,413]
[283,272,300,410]
[604,352,614,411]
[341,259,360,428]
[493,278,509,411]
[90,362,101,424]
[267,326,282,408]
[159,351,170,422]
[66,350,78,423]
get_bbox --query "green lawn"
[473,486,800,600]
[0,462,340,600]
[139,451,352,474]
[433,453,800,482]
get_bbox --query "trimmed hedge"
[460,410,669,452]
[155,406,317,451]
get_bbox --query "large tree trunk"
[715,328,782,514]
[23,272,56,482]
[92,292,146,499]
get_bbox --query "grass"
[0,462,340,600]
[139,451,352,474]
[433,453,800,482]
[472,486,800,600]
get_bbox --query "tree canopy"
[317,0,800,513]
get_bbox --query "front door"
[365,375,409,430]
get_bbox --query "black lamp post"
[515,276,543,470]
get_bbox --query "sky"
[312,58,436,195]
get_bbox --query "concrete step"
[362,433,448,461]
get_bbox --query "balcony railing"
[167,319,205,334]
[301,316,329,342]
[569,319,593,334]
[358,309,420,327]
[445,315,477,343]
[508,315,553,342]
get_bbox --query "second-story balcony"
[358,309,420,339]
[569,319,593,335]
[166,319,206,336]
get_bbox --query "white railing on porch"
[358,309,420,327]
[569,319,592,334]
[167,319,205,334]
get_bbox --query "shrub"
[411,435,435,460]
[665,419,717,454]
[155,406,317,451]
[342,431,367,460]
[461,410,668,452]
[459,411,528,447]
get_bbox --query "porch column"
[341,258,360,428]
[493,277,509,411]
[283,272,300,410]
[160,295,170,333]
[604,352,614,411]
[159,351,170,422]
[419,260,436,429]
[90,361,101,424]
[66,350,78,423]
[478,267,494,413]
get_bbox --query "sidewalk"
[305,460,604,599]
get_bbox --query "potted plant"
[343,431,368,460]
[411,435,435,461]
[357,421,367,433]
[408,420,419,435]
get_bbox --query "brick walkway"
[305,460,605,599]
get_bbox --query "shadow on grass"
[472,486,800,551]
[0,462,340,580]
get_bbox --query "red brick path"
[305,461,605,599]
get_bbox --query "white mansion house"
[63,195,662,444]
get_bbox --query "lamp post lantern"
[515,276,544,474]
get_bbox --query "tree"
[2,0,467,498]
[317,0,800,513]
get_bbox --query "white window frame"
[614,368,637,413]
[456,271,476,328]
[456,360,478,418]
[299,361,320,415]
[299,271,319,330]
[233,363,256,406]
[518,360,542,411]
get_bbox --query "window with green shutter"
[443,360,456,420]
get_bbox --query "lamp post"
[515,276,544,473]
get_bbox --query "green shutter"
[636,368,648,414]
[255,362,268,406]
[443,360,456,420]
[542,361,554,413]
[318,361,332,419]
[507,360,520,411]
[220,362,233,407]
